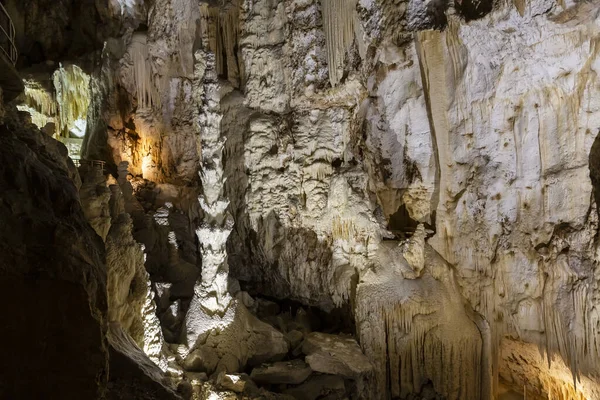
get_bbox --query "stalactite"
[52,64,91,137]
[358,295,484,399]
[321,0,357,87]
[130,33,161,110]
[221,3,240,86]
[22,85,57,117]
[198,1,241,86]
[540,269,600,393]
[356,246,486,399]
[332,216,360,241]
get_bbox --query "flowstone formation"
[6,0,600,398]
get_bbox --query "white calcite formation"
[18,0,600,398]
[17,82,57,130]
[17,64,91,138]
[52,64,91,136]
[183,47,236,349]
[417,3,600,399]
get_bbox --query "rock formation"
[3,0,600,399]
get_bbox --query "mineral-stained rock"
[302,332,372,379]
[250,359,313,385]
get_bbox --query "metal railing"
[0,2,17,65]
[79,159,106,172]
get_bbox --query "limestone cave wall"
[3,0,600,399]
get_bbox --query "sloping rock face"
[0,109,108,399]
[0,107,180,399]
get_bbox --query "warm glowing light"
[141,154,152,179]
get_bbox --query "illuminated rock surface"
[2,0,600,399]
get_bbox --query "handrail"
[0,2,17,65]
[79,159,106,172]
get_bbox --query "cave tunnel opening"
[387,203,419,239]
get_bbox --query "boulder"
[283,375,346,400]
[250,359,312,385]
[285,329,304,349]
[187,302,289,371]
[245,317,289,366]
[186,372,208,384]
[255,298,281,318]
[302,333,372,379]
[215,353,241,374]
[183,346,219,374]
[217,372,257,393]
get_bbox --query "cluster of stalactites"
[17,85,57,129]
[542,285,600,387]
[321,0,359,86]
[198,1,241,86]
[130,33,162,110]
[357,299,484,400]
[52,64,91,137]
[22,85,57,117]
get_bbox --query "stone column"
[184,48,235,348]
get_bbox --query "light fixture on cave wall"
[17,64,91,166]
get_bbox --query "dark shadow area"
[388,203,419,238]
[589,130,600,224]
[455,0,494,22]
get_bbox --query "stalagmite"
[184,47,234,349]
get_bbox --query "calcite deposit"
[2,0,600,398]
